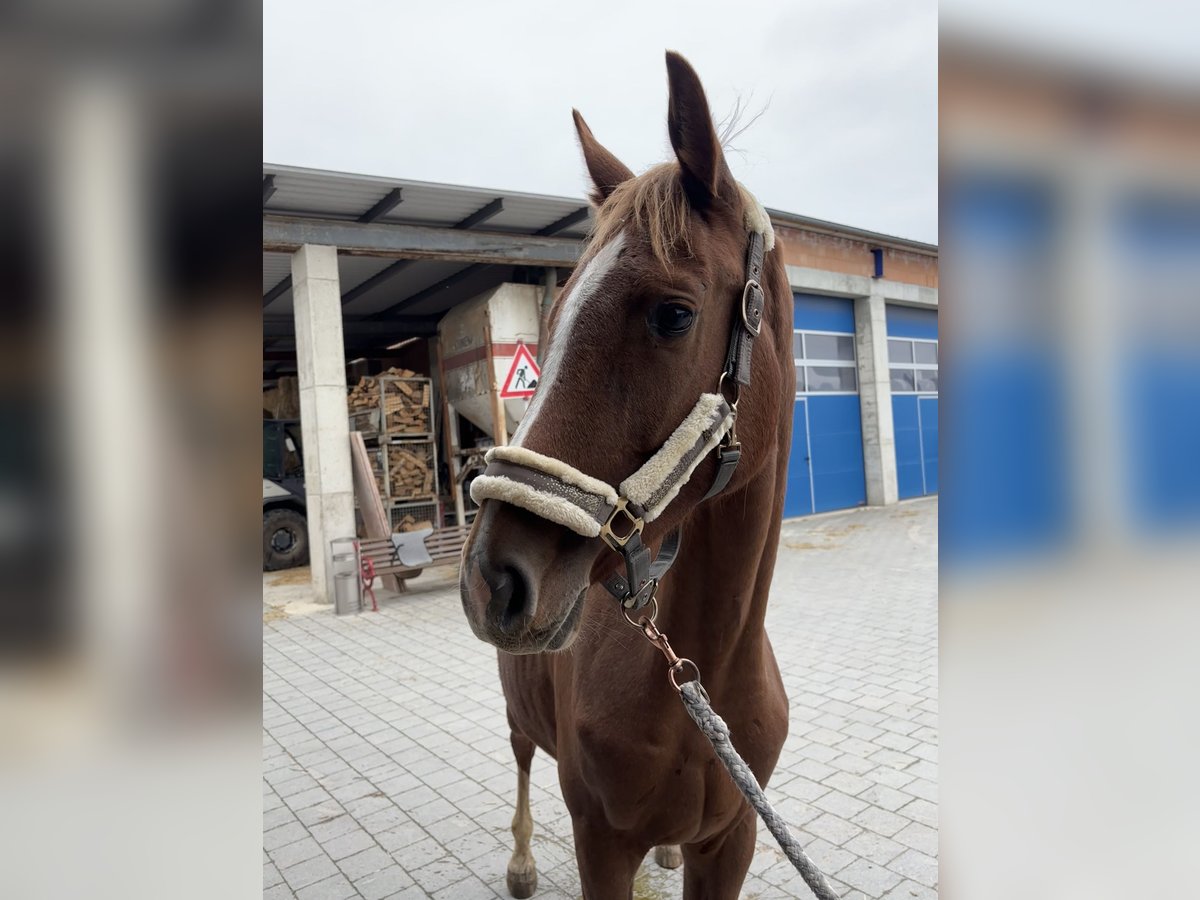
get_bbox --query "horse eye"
[649,301,696,338]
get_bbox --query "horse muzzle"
[459,502,593,654]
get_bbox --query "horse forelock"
[590,163,698,265]
[589,163,774,266]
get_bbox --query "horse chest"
[559,686,758,839]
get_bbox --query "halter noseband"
[471,213,770,611]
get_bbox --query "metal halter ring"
[717,371,740,410]
[599,498,644,551]
[622,595,659,630]
[668,658,706,696]
[741,279,763,337]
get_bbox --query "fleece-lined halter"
[471,187,775,610]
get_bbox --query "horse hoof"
[506,866,538,899]
[654,845,683,869]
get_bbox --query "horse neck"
[653,435,787,686]
[651,254,792,684]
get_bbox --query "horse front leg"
[681,810,757,900]
[570,819,645,900]
[506,731,538,899]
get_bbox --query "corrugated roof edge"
[765,208,938,256]
[263,163,593,210]
[263,164,937,254]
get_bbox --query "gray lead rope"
[679,682,842,900]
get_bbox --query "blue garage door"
[785,294,867,517]
[888,306,939,499]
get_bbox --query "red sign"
[499,342,541,399]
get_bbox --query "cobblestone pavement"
[264,498,937,900]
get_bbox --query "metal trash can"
[333,570,361,616]
[330,538,362,616]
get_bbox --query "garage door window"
[794,331,857,395]
[889,338,938,394]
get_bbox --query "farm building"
[262,164,939,599]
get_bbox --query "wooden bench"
[357,525,472,593]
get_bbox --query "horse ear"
[572,109,634,207]
[665,51,733,209]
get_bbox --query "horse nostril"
[485,563,534,634]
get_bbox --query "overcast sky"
[264,0,938,244]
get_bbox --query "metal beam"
[536,206,590,236]
[263,216,582,267]
[370,264,486,320]
[263,175,276,206]
[455,198,504,231]
[339,198,506,308]
[357,188,403,223]
[262,275,292,308]
[366,207,585,320]
[341,260,414,306]
[264,315,441,339]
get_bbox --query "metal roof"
[262,164,937,375]
[263,164,594,321]
[766,208,939,255]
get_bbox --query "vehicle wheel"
[263,509,309,571]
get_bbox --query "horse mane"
[589,162,774,265]
[589,163,696,264]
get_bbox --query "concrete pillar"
[292,244,354,603]
[855,290,899,506]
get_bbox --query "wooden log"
[348,431,403,593]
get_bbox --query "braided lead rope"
[679,682,842,900]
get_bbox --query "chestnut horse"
[460,52,792,900]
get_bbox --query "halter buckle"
[600,498,644,552]
[741,279,764,337]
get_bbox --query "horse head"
[461,52,790,654]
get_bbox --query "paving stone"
[320,828,376,861]
[881,878,938,900]
[892,821,938,856]
[285,787,335,812]
[901,777,937,804]
[844,830,906,866]
[806,812,864,846]
[309,814,361,844]
[390,835,445,871]
[354,864,415,900]
[264,821,309,853]
[409,854,467,894]
[337,845,392,881]
[375,821,429,853]
[837,856,903,897]
[886,848,938,888]
[271,837,324,869]
[280,854,339,891]
[295,873,356,900]
[264,806,298,832]
[896,797,937,828]
[431,875,500,900]
[851,806,911,838]
[813,788,870,819]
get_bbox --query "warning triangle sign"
[499,342,541,399]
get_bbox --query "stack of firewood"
[347,368,430,435]
[387,444,435,498]
[263,375,300,419]
[346,368,409,412]
[380,377,431,434]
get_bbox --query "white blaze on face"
[513,231,626,446]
